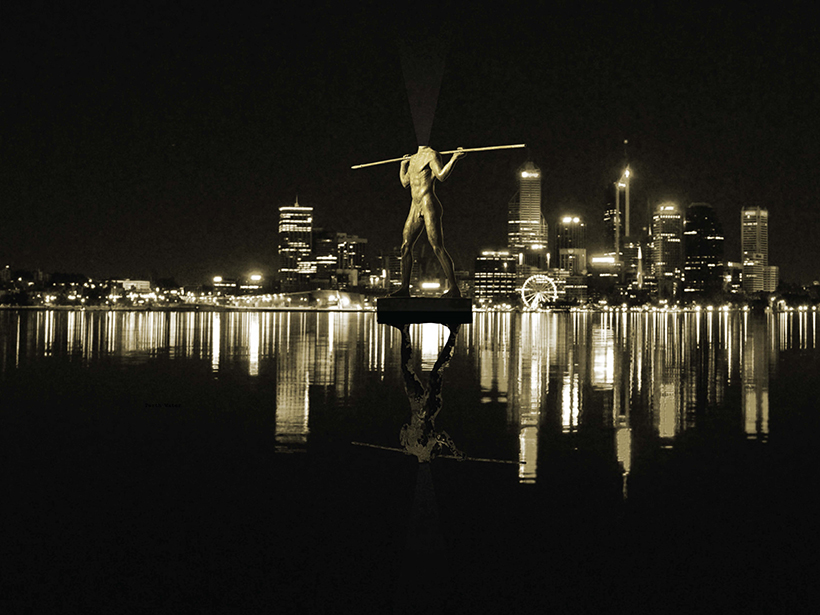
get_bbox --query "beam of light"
[398,29,449,146]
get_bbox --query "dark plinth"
[377,297,473,325]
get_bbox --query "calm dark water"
[1,308,818,613]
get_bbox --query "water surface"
[1,308,817,612]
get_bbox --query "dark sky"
[4,1,819,285]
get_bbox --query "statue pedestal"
[377,297,473,325]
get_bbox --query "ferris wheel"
[520,274,558,310]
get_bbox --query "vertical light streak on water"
[249,312,259,377]
[106,311,116,355]
[616,421,632,498]
[200,313,210,360]
[627,313,636,418]
[499,314,510,403]
[15,312,21,368]
[814,311,817,349]
[635,312,644,395]
[211,312,221,373]
[591,321,614,390]
[44,310,55,357]
[742,315,769,441]
[707,309,713,347]
[260,313,272,360]
[707,310,717,405]
[168,312,178,357]
[67,311,76,355]
[781,312,789,352]
[327,312,336,387]
[799,311,807,350]
[275,312,311,451]
[419,322,444,372]
[561,372,580,433]
[518,313,544,483]
[337,312,358,400]
[769,312,779,371]
[314,311,332,387]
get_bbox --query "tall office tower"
[278,196,314,291]
[508,162,548,251]
[651,203,684,299]
[603,206,622,259]
[741,205,777,292]
[474,249,518,304]
[683,203,725,297]
[555,215,587,275]
[337,234,368,271]
[622,238,643,288]
[313,228,339,277]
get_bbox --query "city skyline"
[4,3,819,285]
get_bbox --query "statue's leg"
[424,211,460,298]
[390,208,424,297]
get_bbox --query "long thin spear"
[351,143,527,169]
[351,441,519,465]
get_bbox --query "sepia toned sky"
[4,1,819,284]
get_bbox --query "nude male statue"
[390,146,465,298]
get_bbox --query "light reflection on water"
[1,308,816,481]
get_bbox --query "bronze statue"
[390,146,465,299]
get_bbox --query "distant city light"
[213,276,223,283]
[420,282,441,289]
[521,171,540,178]
[250,274,262,282]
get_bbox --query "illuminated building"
[603,207,622,260]
[338,233,368,272]
[313,230,369,288]
[555,215,587,275]
[379,249,402,290]
[474,250,517,303]
[278,196,314,291]
[683,203,725,297]
[113,279,152,293]
[725,261,743,293]
[508,162,548,274]
[741,206,778,293]
[211,276,238,295]
[651,203,683,299]
[622,238,643,289]
[313,228,339,277]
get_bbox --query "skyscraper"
[652,203,683,299]
[508,161,548,277]
[741,205,777,293]
[603,206,622,259]
[278,196,314,291]
[508,161,548,251]
[683,203,725,297]
[555,215,587,275]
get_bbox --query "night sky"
[4,1,819,285]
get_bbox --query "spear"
[350,143,527,169]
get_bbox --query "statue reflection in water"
[395,322,466,463]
